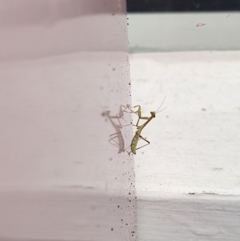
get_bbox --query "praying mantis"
[127,97,166,155]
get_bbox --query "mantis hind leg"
[136,134,150,151]
[125,134,150,155]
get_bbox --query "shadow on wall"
[102,105,130,154]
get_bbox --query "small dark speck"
[201,108,206,111]
[101,111,107,117]
[111,228,114,231]
[112,68,116,71]
[166,115,169,118]
[127,23,129,25]
[196,23,206,27]
[101,111,110,121]
[189,193,196,195]
[109,158,112,161]
[128,82,131,85]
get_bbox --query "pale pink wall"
[0,1,136,240]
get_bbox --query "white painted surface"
[130,51,240,195]
[137,194,240,241]
[130,51,240,240]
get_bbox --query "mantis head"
[150,111,156,118]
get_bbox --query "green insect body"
[129,97,166,155]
